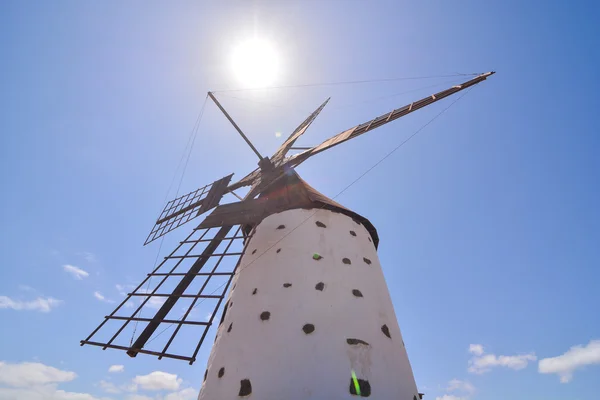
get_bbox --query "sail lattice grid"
[82,225,249,364]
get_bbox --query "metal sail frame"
[81,71,495,363]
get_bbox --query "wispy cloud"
[78,252,98,263]
[0,296,63,313]
[446,379,475,394]
[468,344,536,374]
[435,378,475,400]
[436,395,467,400]
[538,339,600,383]
[93,292,115,304]
[99,379,121,394]
[108,365,124,373]
[63,264,89,280]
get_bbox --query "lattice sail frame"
[81,225,250,364]
[144,174,233,245]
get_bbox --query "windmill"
[81,72,495,399]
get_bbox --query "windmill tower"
[81,72,495,399]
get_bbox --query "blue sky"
[1,1,599,399]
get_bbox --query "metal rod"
[208,92,263,160]
[289,146,313,150]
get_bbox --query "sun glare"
[231,38,279,88]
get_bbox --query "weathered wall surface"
[199,208,419,399]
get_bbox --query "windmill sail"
[270,97,330,164]
[144,174,233,245]
[283,72,495,169]
[81,225,250,364]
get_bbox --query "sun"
[231,38,279,88]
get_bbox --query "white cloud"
[93,292,115,304]
[0,296,63,313]
[538,339,600,383]
[0,361,111,400]
[446,379,475,394]
[0,361,76,387]
[98,380,121,394]
[63,265,89,280]
[125,395,153,400]
[468,344,536,374]
[108,365,124,374]
[0,386,111,400]
[436,395,466,400]
[468,344,484,356]
[132,371,181,391]
[164,388,197,400]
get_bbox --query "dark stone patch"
[218,367,225,378]
[347,338,370,346]
[352,289,363,297]
[350,230,357,236]
[252,288,257,295]
[252,249,257,254]
[276,224,285,230]
[315,282,325,291]
[260,311,271,321]
[343,258,352,265]
[227,322,233,333]
[203,369,207,382]
[283,283,292,288]
[349,377,371,397]
[316,221,327,228]
[313,254,323,261]
[363,257,372,265]
[239,379,252,396]
[302,323,315,334]
[381,324,391,338]
[368,237,372,242]
[276,248,281,253]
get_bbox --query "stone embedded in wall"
[316,221,327,228]
[227,323,233,333]
[252,249,257,254]
[276,248,281,253]
[302,324,315,334]
[352,289,363,297]
[218,367,225,378]
[343,258,352,265]
[238,379,252,397]
[276,224,285,230]
[363,257,372,265]
[313,253,323,260]
[350,230,357,236]
[260,311,271,321]
[381,324,391,338]
[346,338,369,345]
[283,283,292,288]
[315,282,325,291]
[252,288,258,295]
[349,377,371,397]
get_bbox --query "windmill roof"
[199,170,379,248]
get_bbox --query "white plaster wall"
[199,208,419,399]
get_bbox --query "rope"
[144,86,476,345]
[212,73,480,93]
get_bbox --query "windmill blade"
[282,72,495,169]
[80,224,250,364]
[144,174,233,245]
[270,97,330,164]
